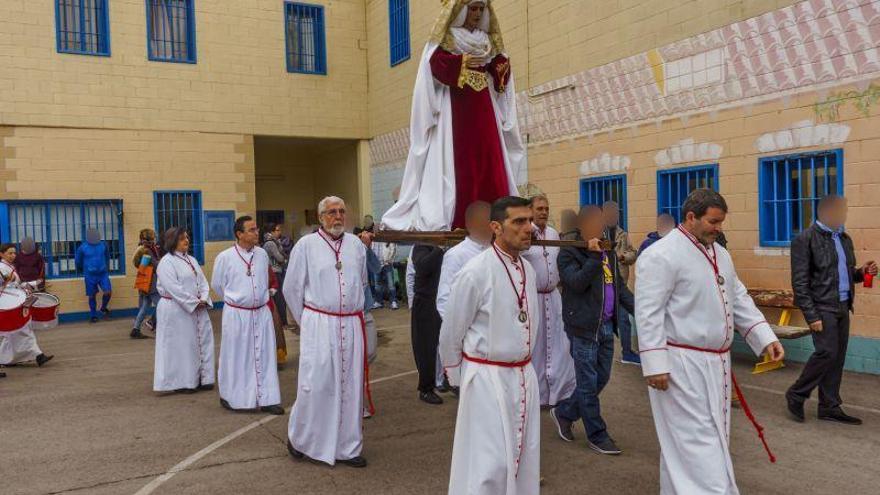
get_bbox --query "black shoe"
[36,354,54,367]
[785,392,805,423]
[261,405,285,415]
[337,456,368,468]
[587,437,622,455]
[436,383,450,393]
[419,391,443,405]
[551,407,575,442]
[287,440,305,460]
[450,386,460,398]
[0,371,6,378]
[101,308,111,319]
[818,407,863,425]
[89,317,99,324]
[175,388,198,394]
[220,398,234,411]
[130,329,150,339]
[198,383,215,391]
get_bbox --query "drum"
[30,292,60,329]
[0,286,32,333]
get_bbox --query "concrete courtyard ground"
[2,308,879,495]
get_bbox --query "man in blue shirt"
[788,195,878,425]
[75,228,113,323]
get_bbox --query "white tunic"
[440,245,540,495]
[210,245,280,409]
[0,261,42,365]
[154,253,215,391]
[522,225,576,406]
[635,227,778,495]
[284,231,368,465]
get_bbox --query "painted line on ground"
[739,383,880,415]
[133,369,417,495]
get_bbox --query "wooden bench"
[747,289,811,373]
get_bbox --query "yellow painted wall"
[0,0,369,139]
[0,125,254,314]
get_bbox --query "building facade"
[1,0,878,372]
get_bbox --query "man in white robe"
[0,243,52,367]
[636,189,785,495]
[440,196,539,495]
[284,196,370,468]
[381,0,525,232]
[522,195,576,407]
[211,216,283,415]
[154,228,215,393]
[436,200,492,392]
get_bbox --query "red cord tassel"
[731,373,776,463]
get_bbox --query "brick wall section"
[2,126,256,314]
[0,0,369,138]
[528,83,880,338]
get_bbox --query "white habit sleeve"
[438,269,480,387]
[634,250,674,377]
[210,252,227,301]
[283,241,308,325]
[158,258,200,313]
[197,262,211,304]
[732,275,778,356]
[436,251,463,320]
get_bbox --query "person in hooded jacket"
[637,214,676,257]
[75,229,113,323]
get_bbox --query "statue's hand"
[466,55,488,68]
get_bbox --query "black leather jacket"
[790,223,864,323]
[557,231,635,340]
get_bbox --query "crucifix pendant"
[518,310,528,323]
[247,269,252,277]
[335,261,342,271]
[717,274,725,285]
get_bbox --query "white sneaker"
[391,301,400,310]
[371,302,383,310]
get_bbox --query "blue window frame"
[657,164,719,224]
[388,0,410,66]
[154,191,204,264]
[579,174,628,230]
[285,2,327,75]
[55,0,111,56]
[0,200,124,279]
[146,0,197,64]
[759,149,844,247]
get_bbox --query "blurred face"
[465,3,485,30]
[465,206,492,245]
[1,247,16,263]
[236,220,260,248]
[491,206,533,255]
[272,225,282,237]
[176,233,191,253]
[321,201,347,237]
[657,216,676,237]
[532,198,550,229]
[579,212,605,240]
[363,216,374,228]
[683,207,725,246]
[819,198,848,229]
[603,206,620,228]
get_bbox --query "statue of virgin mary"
[381,0,526,231]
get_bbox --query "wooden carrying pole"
[373,230,587,248]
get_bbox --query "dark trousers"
[788,302,850,412]
[556,322,614,443]
[411,296,442,393]
[273,270,289,326]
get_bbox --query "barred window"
[146,0,197,63]
[285,2,327,75]
[389,0,411,66]
[154,191,204,263]
[55,0,110,56]
[657,164,718,224]
[579,174,628,230]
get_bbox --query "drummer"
[0,243,54,367]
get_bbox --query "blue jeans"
[618,309,634,356]
[556,322,615,443]
[134,293,159,330]
[377,264,398,303]
[369,272,382,303]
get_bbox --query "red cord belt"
[463,353,531,368]
[668,341,776,463]
[304,305,375,416]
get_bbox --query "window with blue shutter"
[657,164,719,224]
[579,174,628,230]
[389,0,411,66]
[146,0,197,63]
[154,191,205,264]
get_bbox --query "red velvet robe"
[429,49,512,229]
